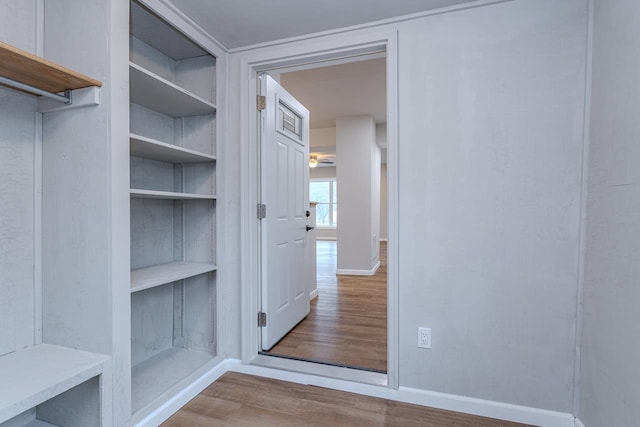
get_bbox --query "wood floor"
[161,372,529,427]
[266,240,387,372]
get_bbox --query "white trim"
[309,289,318,300]
[134,358,230,427]
[238,29,400,393]
[336,261,380,276]
[310,178,337,228]
[316,236,337,241]
[380,238,388,242]
[134,357,575,427]
[573,0,594,416]
[384,27,400,390]
[224,359,574,427]
[228,0,512,53]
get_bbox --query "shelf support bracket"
[37,86,100,113]
[0,74,72,104]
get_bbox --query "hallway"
[266,240,387,372]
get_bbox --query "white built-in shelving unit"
[2,1,226,424]
[128,0,219,416]
[0,39,108,427]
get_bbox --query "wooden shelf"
[0,41,102,94]
[131,261,217,293]
[130,189,216,200]
[131,347,213,413]
[0,344,109,423]
[130,133,216,163]
[129,62,216,118]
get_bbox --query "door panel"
[261,74,310,350]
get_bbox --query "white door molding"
[238,27,399,389]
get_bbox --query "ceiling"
[279,57,386,129]
[168,0,480,49]
[279,57,387,168]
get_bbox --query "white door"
[260,74,311,350]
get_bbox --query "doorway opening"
[240,32,399,388]
[258,55,389,375]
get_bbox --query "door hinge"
[258,312,267,327]
[257,203,266,219]
[257,95,266,111]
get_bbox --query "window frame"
[310,178,337,229]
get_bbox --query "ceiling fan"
[309,154,335,168]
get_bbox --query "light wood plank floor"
[266,240,387,372]
[161,372,530,427]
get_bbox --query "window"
[310,179,337,228]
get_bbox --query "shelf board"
[130,62,216,118]
[130,133,216,163]
[24,420,58,427]
[131,261,217,293]
[131,347,213,413]
[130,189,216,200]
[0,344,109,424]
[0,41,102,94]
[131,1,207,61]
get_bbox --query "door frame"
[239,28,399,389]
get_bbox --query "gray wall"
[397,0,588,411]
[227,0,589,413]
[579,1,640,425]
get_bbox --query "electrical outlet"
[418,327,431,349]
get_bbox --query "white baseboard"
[135,358,230,427]
[227,359,574,427]
[336,261,380,276]
[309,288,318,300]
[395,386,575,427]
[136,357,575,427]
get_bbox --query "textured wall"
[579,1,640,425]
[0,0,38,356]
[397,0,588,411]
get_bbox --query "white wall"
[310,166,336,180]
[336,116,379,272]
[310,126,335,148]
[41,1,132,423]
[370,128,381,266]
[227,0,589,413]
[579,1,640,426]
[380,164,388,241]
[0,0,39,357]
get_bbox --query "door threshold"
[250,354,388,386]
[259,351,387,374]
